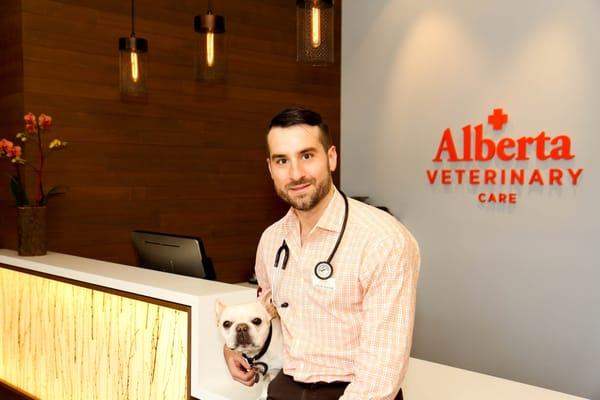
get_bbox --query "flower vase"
[17,206,47,256]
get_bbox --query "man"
[224,107,420,399]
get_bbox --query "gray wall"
[341,1,599,398]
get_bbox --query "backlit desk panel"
[0,266,189,399]
[0,249,260,400]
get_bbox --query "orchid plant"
[0,113,67,207]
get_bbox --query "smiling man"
[224,107,420,400]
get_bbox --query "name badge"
[312,275,336,291]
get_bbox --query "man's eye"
[302,153,313,160]
[251,318,262,325]
[275,159,287,165]
[223,321,232,329]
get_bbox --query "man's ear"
[215,299,225,325]
[266,157,273,178]
[327,145,338,172]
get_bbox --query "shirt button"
[280,302,289,308]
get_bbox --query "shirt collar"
[315,187,345,233]
[281,186,345,238]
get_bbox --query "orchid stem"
[36,125,45,205]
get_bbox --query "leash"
[242,323,273,383]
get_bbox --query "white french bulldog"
[215,291,283,400]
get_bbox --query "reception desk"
[0,249,262,400]
[0,250,586,400]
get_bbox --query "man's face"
[267,124,337,211]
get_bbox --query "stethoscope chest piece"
[272,191,349,295]
[314,261,333,280]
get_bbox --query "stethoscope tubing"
[325,191,349,264]
[274,240,289,270]
[272,190,349,273]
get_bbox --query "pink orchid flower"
[24,112,37,134]
[8,145,22,158]
[38,113,52,130]
[0,138,14,152]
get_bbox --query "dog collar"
[242,323,273,374]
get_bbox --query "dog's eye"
[251,318,262,325]
[223,321,232,329]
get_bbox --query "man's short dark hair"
[268,107,331,150]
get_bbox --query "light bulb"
[311,6,321,48]
[130,51,139,82]
[206,32,215,67]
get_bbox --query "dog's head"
[215,290,277,356]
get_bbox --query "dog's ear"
[260,289,278,320]
[215,299,225,325]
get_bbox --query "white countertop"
[403,358,587,399]
[0,249,242,303]
[0,250,587,400]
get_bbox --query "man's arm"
[254,230,271,298]
[223,346,256,386]
[340,232,420,400]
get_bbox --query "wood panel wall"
[0,0,24,247]
[0,0,341,283]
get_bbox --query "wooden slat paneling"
[0,0,341,283]
[0,0,24,250]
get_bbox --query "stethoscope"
[273,191,349,283]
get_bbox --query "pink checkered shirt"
[255,187,420,400]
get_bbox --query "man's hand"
[223,346,256,386]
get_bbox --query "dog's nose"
[236,323,249,333]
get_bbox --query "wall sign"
[426,108,584,204]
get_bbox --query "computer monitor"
[131,230,216,280]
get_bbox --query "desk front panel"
[0,264,191,400]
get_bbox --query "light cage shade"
[296,0,334,65]
[119,37,148,98]
[194,14,226,81]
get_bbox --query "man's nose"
[289,160,305,181]
[236,323,249,333]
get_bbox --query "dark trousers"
[267,371,404,400]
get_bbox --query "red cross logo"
[488,108,508,131]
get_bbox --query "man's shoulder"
[347,197,401,232]
[347,197,417,247]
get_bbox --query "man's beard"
[276,174,332,211]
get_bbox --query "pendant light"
[119,0,148,98]
[194,0,226,81]
[296,0,334,65]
